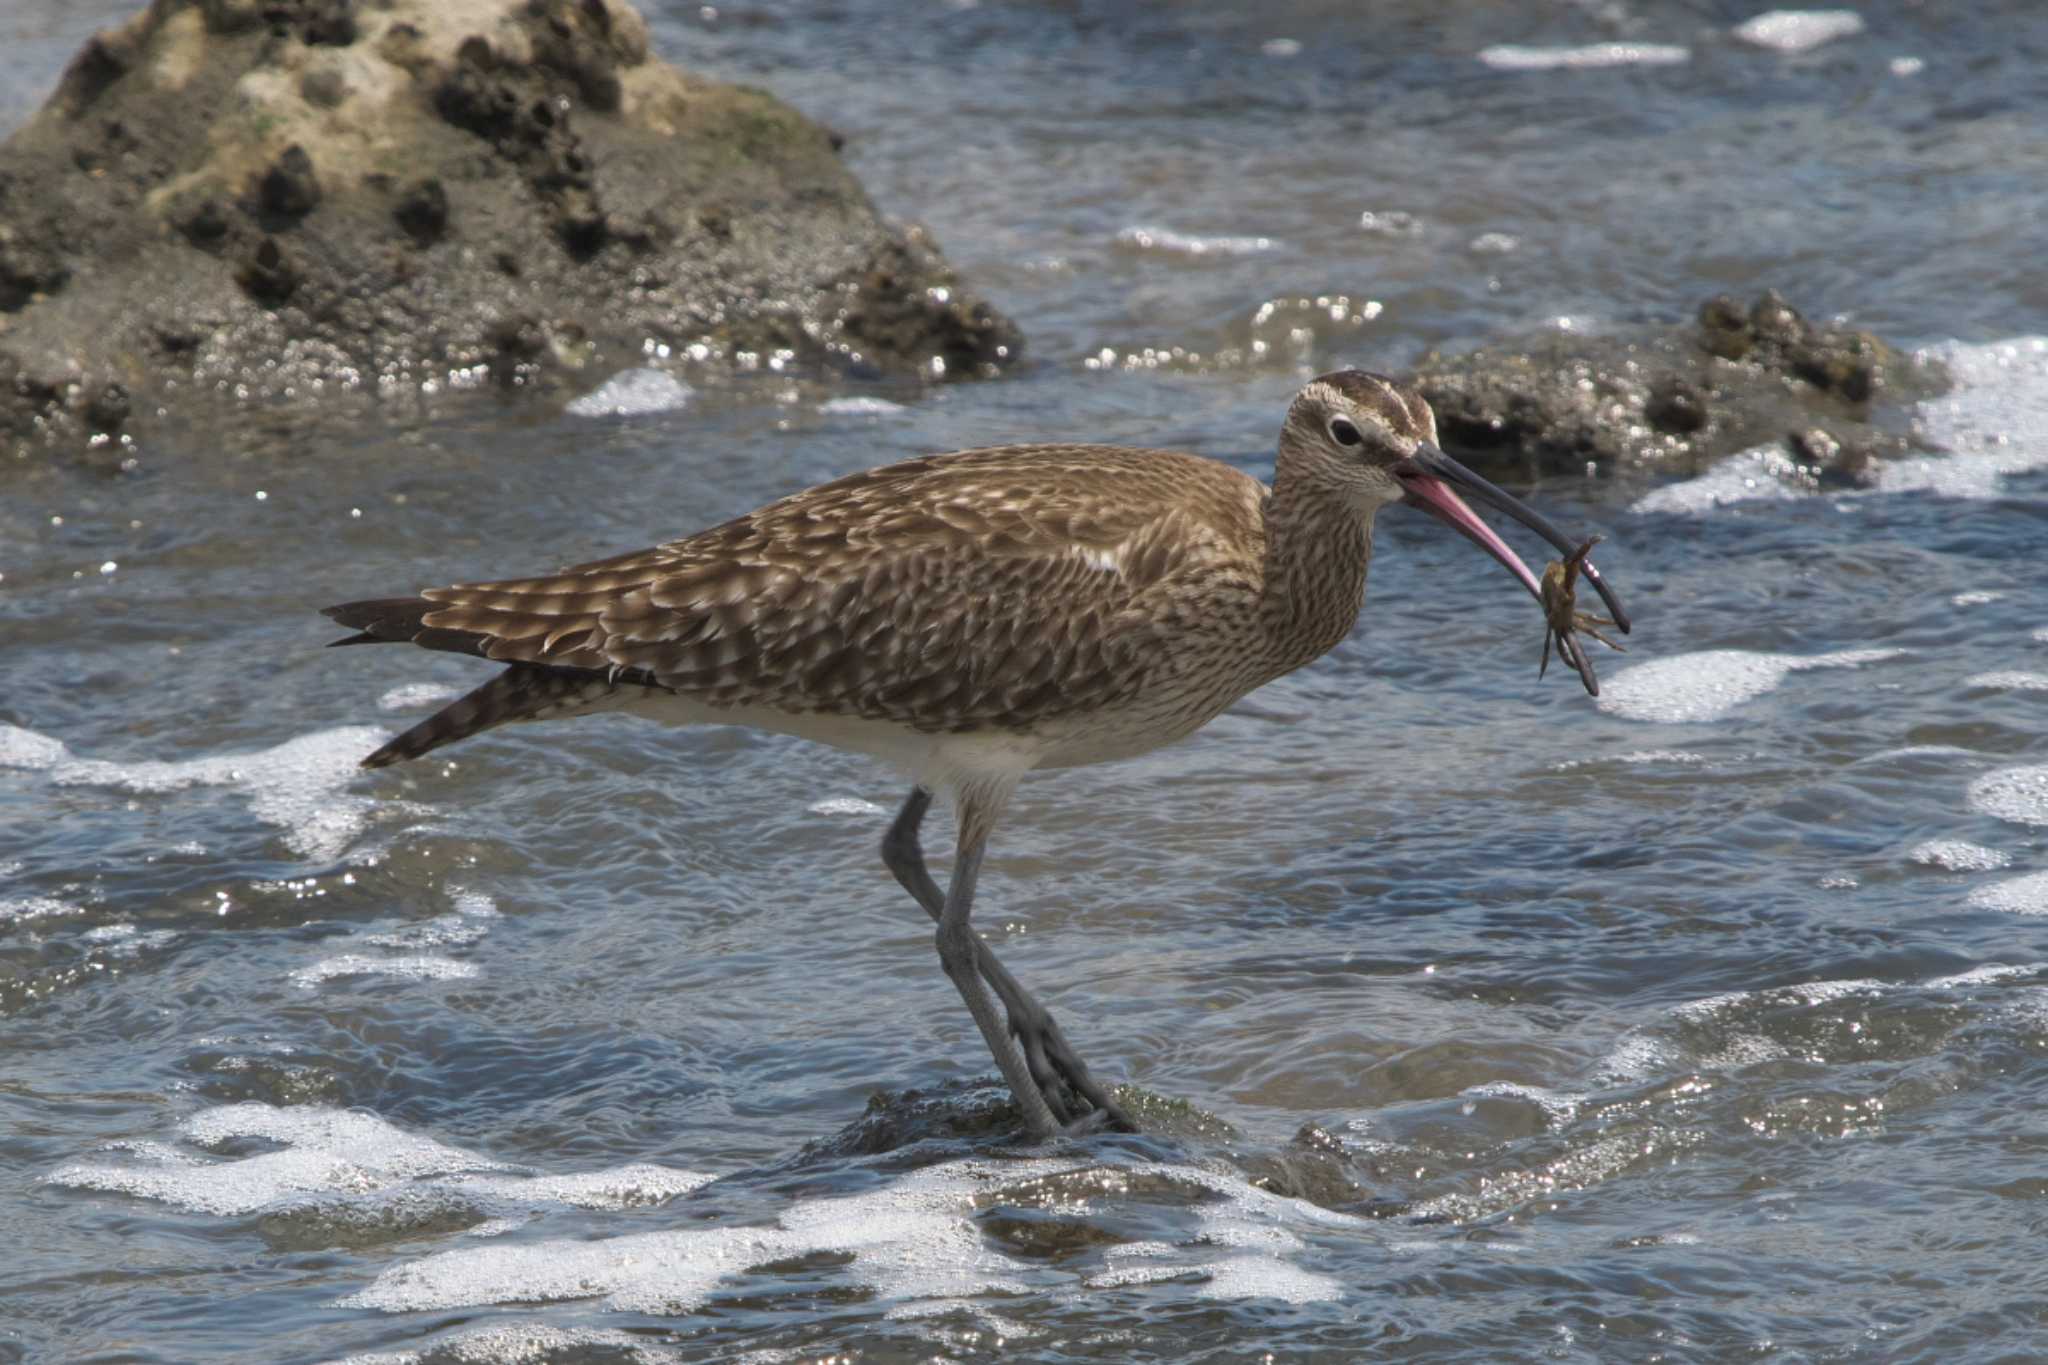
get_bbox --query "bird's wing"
[412,444,1266,730]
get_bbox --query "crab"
[1539,535,1627,695]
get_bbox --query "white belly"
[617,687,1227,791]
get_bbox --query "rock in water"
[1410,290,1945,481]
[0,0,1021,456]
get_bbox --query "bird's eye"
[1329,418,1363,448]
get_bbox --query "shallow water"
[6,3,2048,1361]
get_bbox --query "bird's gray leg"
[885,788,1076,1123]
[884,787,1137,1134]
[932,786,1062,1138]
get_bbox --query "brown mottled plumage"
[325,370,1627,1139]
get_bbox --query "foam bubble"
[1637,338,2048,512]
[363,920,491,950]
[48,1103,709,1236]
[441,1165,715,1212]
[1953,591,2005,607]
[1967,873,2048,915]
[81,923,178,957]
[1966,671,2048,692]
[290,954,479,987]
[817,396,906,417]
[1926,963,2048,989]
[21,725,392,863]
[1671,977,1883,1022]
[1630,444,1808,515]
[51,1105,503,1216]
[808,796,887,817]
[1202,1256,1344,1304]
[1113,225,1277,256]
[566,369,693,418]
[347,1154,1369,1318]
[1909,839,2011,872]
[1597,648,1903,723]
[1734,10,1865,53]
[0,895,86,924]
[365,888,501,950]
[0,724,67,770]
[1969,766,2048,827]
[1477,43,1689,71]
[329,1323,682,1365]
[345,1160,1015,1315]
[378,683,461,711]
[1883,338,2048,497]
[1550,749,1709,771]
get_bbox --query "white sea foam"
[366,888,501,950]
[566,369,694,418]
[47,1103,707,1229]
[2,724,391,863]
[1550,749,1709,771]
[330,1323,684,1365]
[344,1154,1367,1317]
[0,724,67,769]
[1968,766,2048,827]
[1113,225,1277,256]
[290,954,480,987]
[1477,43,1689,71]
[0,895,85,924]
[1672,977,1884,1023]
[808,796,887,817]
[1909,839,2011,873]
[1926,963,2048,989]
[1734,10,1865,53]
[1637,337,2048,512]
[81,923,178,957]
[818,396,907,417]
[1967,873,2048,916]
[1630,444,1810,514]
[1966,671,2048,692]
[377,682,461,711]
[1883,338,2048,495]
[1597,648,1902,723]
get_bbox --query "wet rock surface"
[1413,291,1947,483]
[0,0,1019,458]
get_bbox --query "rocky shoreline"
[1414,290,1948,486]
[0,4,1950,485]
[0,0,1019,456]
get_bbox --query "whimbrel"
[325,370,1628,1137]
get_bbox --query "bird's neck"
[1258,470,1374,672]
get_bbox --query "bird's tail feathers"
[363,665,623,768]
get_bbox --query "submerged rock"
[0,0,1019,457]
[1413,291,1945,481]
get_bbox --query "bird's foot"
[1007,1005,1139,1134]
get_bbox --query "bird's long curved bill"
[1392,444,1631,633]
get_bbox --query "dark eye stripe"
[1329,418,1363,447]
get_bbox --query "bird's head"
[1280,369,1630,629]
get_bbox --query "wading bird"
[325,370,1627,1137]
